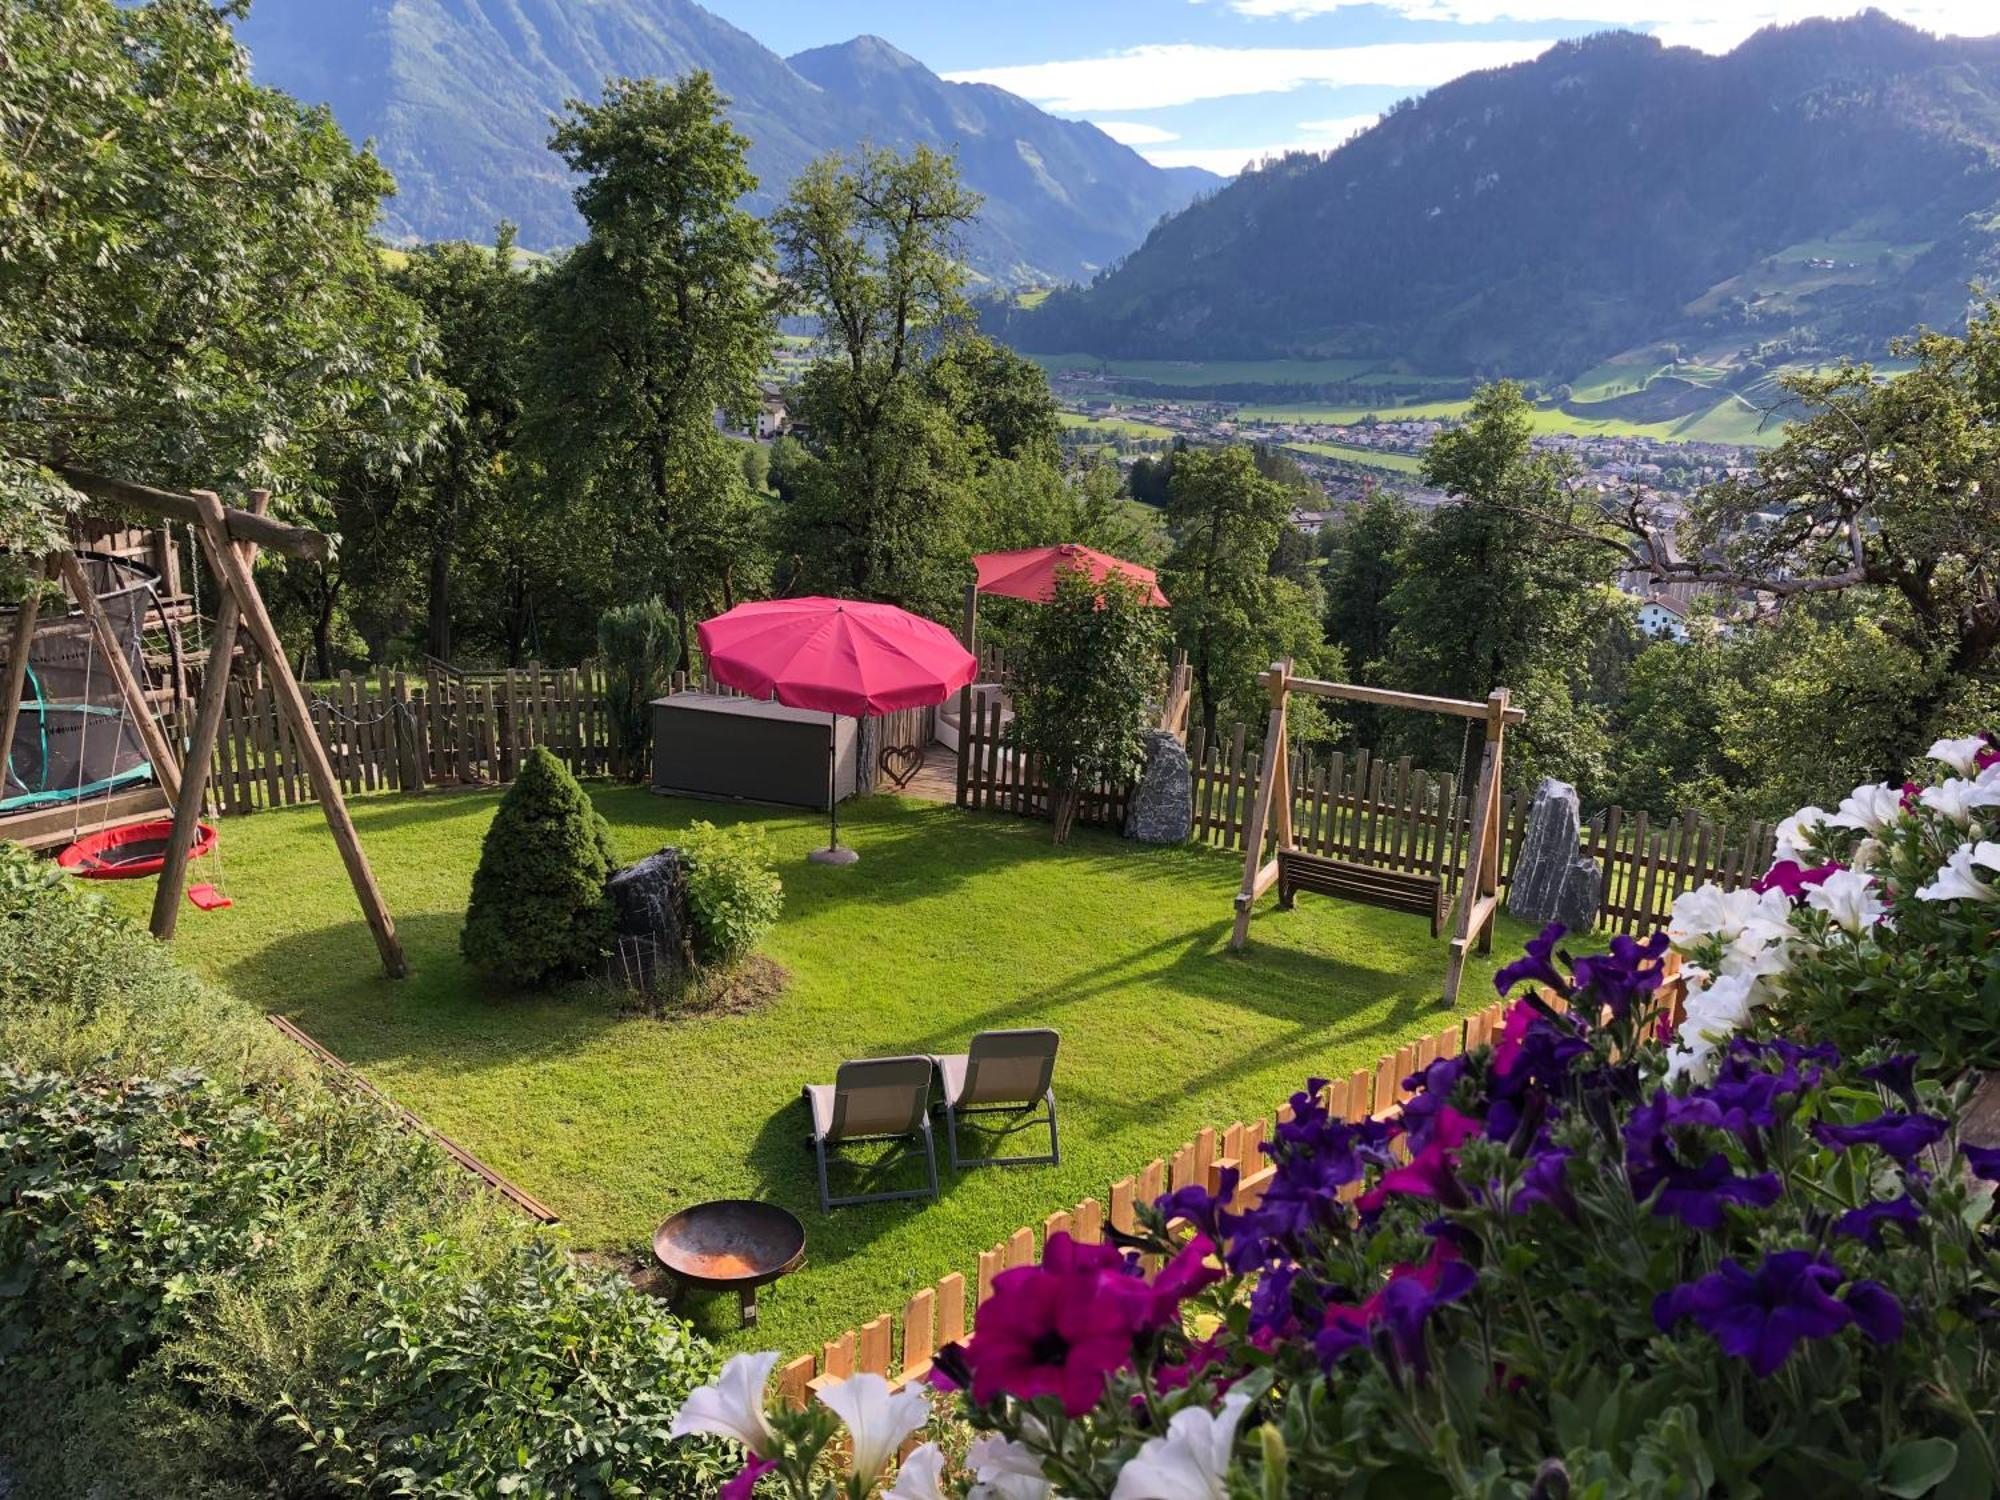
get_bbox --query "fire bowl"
[652,1199,806,1328]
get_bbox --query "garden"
[90,778,1530,1357]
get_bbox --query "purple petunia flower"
[1495,923,1572,999]
[1315,1246,1475,1376]
[1399,1055,1470,1151]
[1833,1195,1922,1248]
[1812,1112,1949,1167]
[1653,1250,1900,1376]
[1569,930,1671,1018]
[1509,1146,1575,1219]
[1158,1167,1238,1243]
[1859,1054,1921,1113]
[1247,1263,1299,1337]
[1962,1143,2000,1181]
[1625,1092,1782,1230]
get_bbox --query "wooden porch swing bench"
[1228,666,1525,1005]
[1274,849,1447,938]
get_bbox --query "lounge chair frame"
[933,1029,1061,1170]
[805,1056,941,1212]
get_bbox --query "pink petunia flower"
[964,1232,1148,1416]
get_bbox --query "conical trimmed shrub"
[461,747,618,987]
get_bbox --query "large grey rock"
[1124,729,1193,844]
[607,847,692,989]
[1505,778,1603,933]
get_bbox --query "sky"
[701,0,2000,175]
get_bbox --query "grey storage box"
[652,693,859,809]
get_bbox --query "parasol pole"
[808,709,859,866]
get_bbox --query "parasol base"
[808,845,861,866]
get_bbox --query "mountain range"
[232,0,1217,284]
[994,12,2000,377]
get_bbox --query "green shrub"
[288,1240,728,1498]
[460,746,619,987]
[0,841,290,1080]
[680,819,784,967]
[598,598,681,781]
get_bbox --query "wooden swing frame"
[1228,660,1523,1006]
[2,472,407,978]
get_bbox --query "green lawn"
[1057,410,1178,439]
[1281,439,1424,474]
[110,787,1529,1357]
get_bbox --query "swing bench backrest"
[1276,849,1447,938]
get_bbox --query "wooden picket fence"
[959,713,1781,933]
[775,984,1631,1403]
[200,664,931,814]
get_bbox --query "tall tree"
[1322,489,1417,675]
[0,0,443,601]
[528,72,774,652]
[1599,304,2000,759]
[771,146,983,618]
[1378,381,1623,790]
[389,229,530,662]
[1159,445,1327,738]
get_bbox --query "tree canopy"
[0,0,443,597]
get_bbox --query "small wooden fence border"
[775,964,1688,1405]
[267,1014,561,1225]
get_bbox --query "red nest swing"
[58,817,217,879]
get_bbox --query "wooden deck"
[893,741,958,804]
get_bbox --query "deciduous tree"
[527,73,774,652]
[770,146,982,618]
[0,0,444,600]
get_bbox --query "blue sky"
[704,0,2000,174]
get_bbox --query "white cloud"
[1296,113,1381,140]
[1092,121,1182,145]
[942,38,1556,112]
[1140,115,1379,174]
[1221,0,2000,54]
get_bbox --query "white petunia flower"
[1805,868,1886,934]
[1773,805,1829,864]
[1828,783,1905,834]
[669,1350,780,1456]
[1667,884,1791,947]
[968,1435,1055,1500]
[1851,837,1886,873]
[1109,1390,1255,1500]
[1665,1035,1719,1083]
[1928,736,1990,777]
[818,1373,931,1484]
[886,1442,950,1500]
[1715,928,1791,982]
[1681,971,1763,1037]
[1920,776,2000,826]
[1916,843,2000,903]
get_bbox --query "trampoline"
[57,817,217,879]
[3,553,160,814]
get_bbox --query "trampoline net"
[2,554,158,812]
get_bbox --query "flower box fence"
[775,966,1689,1404]
[192,664,933,813]
[957,705,1781,934]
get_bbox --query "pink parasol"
[696,597,976,862]
[972,543,1169,608]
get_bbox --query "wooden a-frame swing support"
[1227,661,1524,1006]
[1,471,407,978]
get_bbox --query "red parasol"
[696,597,976,863]
[972,543,1169,608]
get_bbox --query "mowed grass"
[1281,439,1424,474]
[110,785,1531,1357]
[1058,411,1178,439]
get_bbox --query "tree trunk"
[427,543,452,662]
[312,573,337,682]
[1052,785,1080,845]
